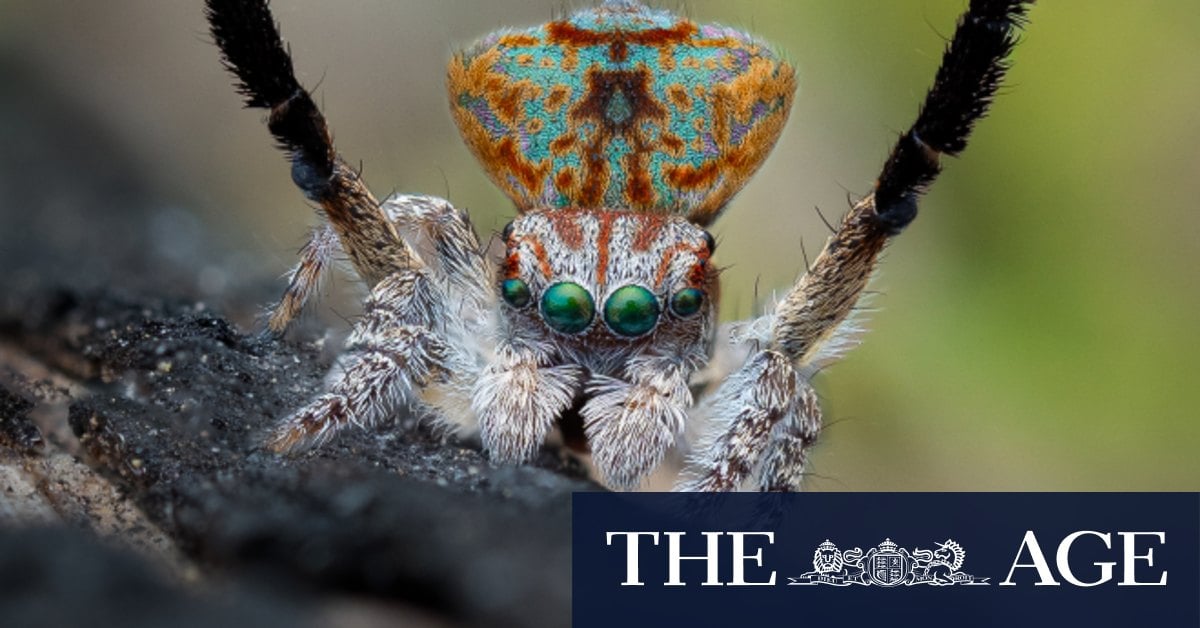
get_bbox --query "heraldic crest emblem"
[790,538,988,587]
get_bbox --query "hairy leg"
[208,0,503,436]
[268,197,493,449]
[676,351,814,491]
[381,194,492,306]
[755,383,822,491]
[266,223,341,334]
[265,194,492,335]
[268,269,449,452]
[206,0,418,294]
[472,346,584,465]
[583,356,696,490]
[681,0,1032,491]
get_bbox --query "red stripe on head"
[549,211,584,249]
[516,235,554,280]
[653,242,708,289]
[595,211,617,288]
[631,214,666,252]
[503,252,522,279]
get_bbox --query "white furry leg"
[756,382,821,491]
[267,269,449,452]
[264,195,491,337]
[473,351,582,464]
[269,328,447,451]
[583,361,693,490]
[381,194,491,303]
[266,223,341,335]
[676,350,814,492]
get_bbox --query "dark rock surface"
[0,386,41,454]
[0,527,304,628]
[0,56,593,628]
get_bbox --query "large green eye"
[670,288,705,317]
[604,285,660,337]
[501,278,531,308]
[540,282,595,334]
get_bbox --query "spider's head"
[498,209,717,365]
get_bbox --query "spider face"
[499,209,716,373]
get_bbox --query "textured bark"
[0,58,589,628]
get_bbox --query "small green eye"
[540,282,595,334]
[604,285,660,337]
[501,278,531,308]
[670,288,705,317]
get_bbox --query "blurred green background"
[2,1,1196,490]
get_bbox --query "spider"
[204,0,1030,491]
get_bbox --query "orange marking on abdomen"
[625,151,655,208]
[667,160,720,190]
[554,168,576,195]
[495,137,549,202]
[660,132,685,157]
[549,132,577,155]
[608,40,628,62]
[546,20,697,48]
[498,33,539,47]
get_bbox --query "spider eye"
[603,285,660,337]
[540,282,595,334]
[501,278,531,308]
[500,220,515,243]
[670,288,705,317]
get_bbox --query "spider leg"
[755,382,822,491]
[680,0,1031,491]
[581,357,697,490]
[264,193,493,335]
[207,0,501,448]
[268,195,492,449]
[206,0,418,298]
[472,346,584,466]
[380,194,492,307]
[265,223,341,335]
[268,268,451,452]
[270,194,494,449]
[676,350,813,491]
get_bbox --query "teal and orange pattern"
[447,0,796,226]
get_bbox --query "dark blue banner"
[573,493,1199,627]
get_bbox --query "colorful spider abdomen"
[448,0,796,225]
